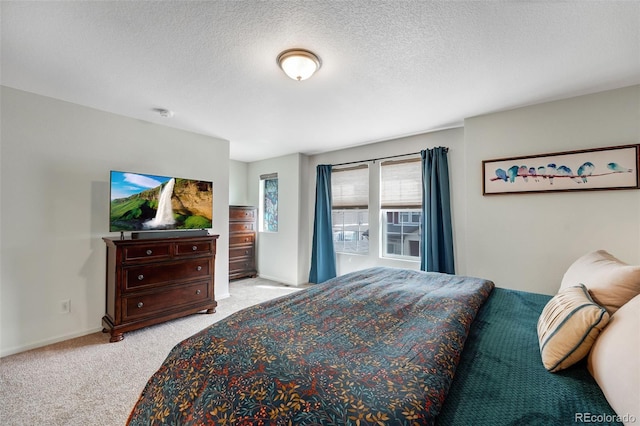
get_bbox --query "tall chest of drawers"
[102,234,219,342]
[229,206,258,280]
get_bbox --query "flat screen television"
[109,171,213,233]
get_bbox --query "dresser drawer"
[123,243,171,262]
[230,208,256,221]
[175,240,215,257]
[230,258,255,273]
[230,222,255,233]
[124,260,211,291]
[229,234,255,246]
[229,246,254,259]
[123,281,211,320]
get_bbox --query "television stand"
[102,234,219,342]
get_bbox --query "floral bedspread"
[127,267,494,426]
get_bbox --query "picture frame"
[482,144,640,195]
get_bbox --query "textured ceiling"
[2,1,639,162]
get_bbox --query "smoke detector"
[153,108,174,118]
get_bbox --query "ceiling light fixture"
[277,49,321,81]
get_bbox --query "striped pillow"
[537,284,609,373]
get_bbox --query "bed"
[436,287,620,425]
[127,264,632,425]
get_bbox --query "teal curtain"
[309,165,337,283]
[421,147,455,274]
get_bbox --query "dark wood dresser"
[229,205,257,280]
[102,234,218,342]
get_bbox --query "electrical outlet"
[60,299,71,314]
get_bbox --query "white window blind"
[332,164,369,208]
[380,159,422,208]
[260,172,278,181]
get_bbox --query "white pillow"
[537,284,609,373]
[560,250,640,315]
[588,294,640,425]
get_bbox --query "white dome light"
[277,49,321,81]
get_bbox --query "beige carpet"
[0,277,304,426]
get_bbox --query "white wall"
[229,160,249,205]
[247,153,304,285]
[464,85,640,295]
[7,83,635,356]
[296,86,639,294]
[304,128,467,278]
[0,86,231,356]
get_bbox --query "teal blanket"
[437,287,620,425]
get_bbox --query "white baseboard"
[1,326,103,358]
[254,273,303,287]
[216,291,231,299]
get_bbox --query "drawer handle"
[192,245,198,251]
[138,274,144,281]
[146,249,153,255]
[197,266,202,271]
[245,250,249,255]
[245,238,249,242]
[137,302,144,308]
[196,289,201,295]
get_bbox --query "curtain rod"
[330,151,422,167]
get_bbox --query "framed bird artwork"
[482,144,640,195]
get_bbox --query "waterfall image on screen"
[144,178,176,229]
[109,171,213,232]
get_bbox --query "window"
[260,173,278,232]
[380,159,422,260]
[383,209,422,258]
[331,165,369,254]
